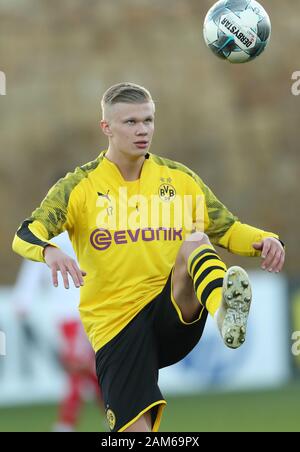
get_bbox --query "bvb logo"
[159,184,176,202]
[106,408,116,430]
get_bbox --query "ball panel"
[203,18,220,44]
[225,0,252,11]
[208,43,228,61]
[256,16,271,42]
[227,50,250,63]
[218,11,257,52]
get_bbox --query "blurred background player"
[12,232,103,432]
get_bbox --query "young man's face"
[101,102,155,158]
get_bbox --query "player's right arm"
[12,168,87,289]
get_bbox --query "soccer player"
[12,82,285,432]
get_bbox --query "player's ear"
[100,120,113,137]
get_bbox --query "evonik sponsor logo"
[90,227,183,251]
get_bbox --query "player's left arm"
[192,174,285,273]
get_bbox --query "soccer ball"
[203,0,271,63]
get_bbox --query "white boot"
[216,266,252,349]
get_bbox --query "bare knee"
[180,232,211,263]
[186,232,210,244]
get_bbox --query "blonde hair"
[101,82,154,118]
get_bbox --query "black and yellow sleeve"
[218,221,279,256]
[12,166,86,263]
[193,174,279,257]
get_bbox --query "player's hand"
[252,237,285,273]
[43,245,87,289]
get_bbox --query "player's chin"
[130,144,150,156]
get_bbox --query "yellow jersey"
[12,151,278,351]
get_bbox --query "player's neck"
[105,148,146,181]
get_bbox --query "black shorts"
[95,269,208,432]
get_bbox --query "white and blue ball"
[203,0,271,63]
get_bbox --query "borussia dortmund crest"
[106,408,116,430]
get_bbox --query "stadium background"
[0,0,299,432]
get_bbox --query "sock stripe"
[189,248,219,275]
[191,255,222,280]
[194,265,226,294]
[201,278,224,307]
[187,245,227,315]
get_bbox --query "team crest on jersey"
[158,184,176,202]
[106,408,116,430]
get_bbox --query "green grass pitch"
[0,384,299,432]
